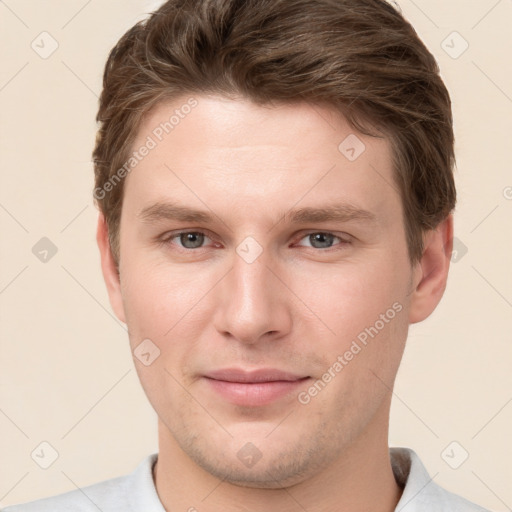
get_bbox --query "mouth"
[203,368,311,406]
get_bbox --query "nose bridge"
[213,243,291,343]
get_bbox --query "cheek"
[296,258,407,332]
[297,257,410,389]
[119,260,219,377]
[121,259,201,327]
[119,265,203,409]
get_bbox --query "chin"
[178,429,336,489]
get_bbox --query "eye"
[296,232,350,250]
[160,230,351,252]
[165,231,212,249]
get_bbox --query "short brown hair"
[93,0,455,265]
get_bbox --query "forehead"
[124,95,400,226]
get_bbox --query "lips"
[203,368,310,406]
[205,368,307,383]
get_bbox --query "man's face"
[108,95,419,487]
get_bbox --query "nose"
[212,248,293,345]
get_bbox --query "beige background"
[1,0,511,510]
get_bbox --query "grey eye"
[179,232,205,249]
[308,233,336,249]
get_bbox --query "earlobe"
[408,215,454,324]
[96,213,126,324]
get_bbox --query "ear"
[408,215,453,324]
[96,213,126,324]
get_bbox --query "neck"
[153,402,402,512]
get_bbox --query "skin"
[97,94,453,512]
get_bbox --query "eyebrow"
[138,201,377,226]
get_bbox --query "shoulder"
[2,453,160,512]
[2,475,128,512]
[391,447,494,512]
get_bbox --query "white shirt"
[2,447,492,511]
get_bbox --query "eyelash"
[159,230,352,253]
